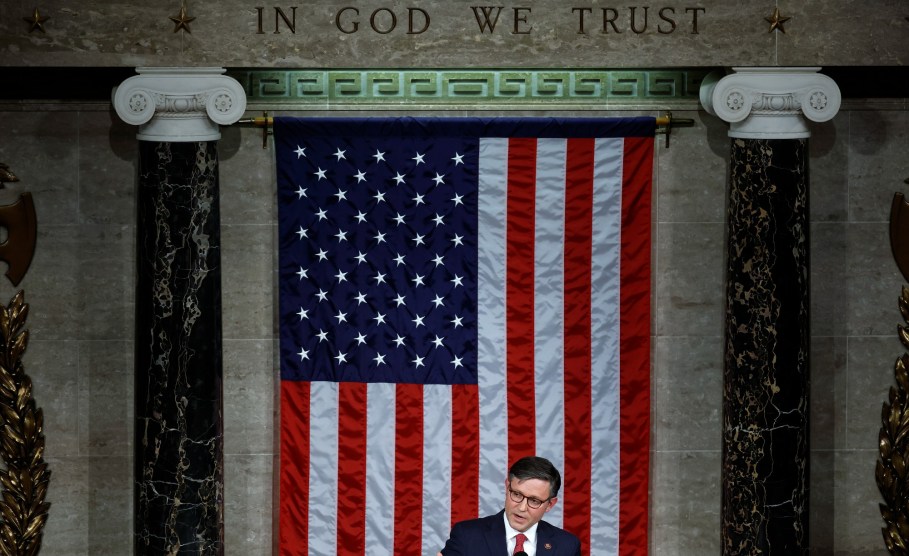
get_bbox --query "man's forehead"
[509,477,550,495]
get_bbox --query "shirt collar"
[503,512,539,546]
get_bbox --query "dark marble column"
[701,68,841,555]
[134,140,223,554]
[724,137,809,553]
[114,68,246,555]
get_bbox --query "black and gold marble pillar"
[701,68,840,555]
[114,68,246,555]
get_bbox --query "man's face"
[504,477,557,532]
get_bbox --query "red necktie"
[513,533,527,555]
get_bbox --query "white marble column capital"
[112,67,246,142]
[699,67,841,139]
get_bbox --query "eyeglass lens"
[510,488,543,508]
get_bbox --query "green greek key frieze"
[228,69,708,106]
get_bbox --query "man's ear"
[544,497,558,513]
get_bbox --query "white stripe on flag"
[365,382,396,556]
[590,138,624,554]
[309,382,340,556]
[533,138,567,529]
[477,137,509,517]
[422,385,453,554]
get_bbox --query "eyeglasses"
[508,487,551,509]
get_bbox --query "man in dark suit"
[438,456,582,556]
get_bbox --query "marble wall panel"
[808,112,849,223]
[844,223,903,337]
[0,111,79,225]
[810,222,850,338]
[834,450,891,554]
[1,0,781,67]
[848,111,909,223]
[809,449,835,553]
[778,0,909,67]
[9,225,80,341]
[223,339,276,456]
[810,335,847,451]
[810,336,845,554]
[25,339,79,458]
[41,456,90,556]
[650,450,722,555]
[224,454,277,556]
[73,224,135,340]
[1,0,189,66]
[654,222,725,336]
[655,111,728,224]
[3,1,903,70]
[87,455,133,555]
[219,126,277,226]
[221,222,277,340]
[28,455,132,555]
[0,201,133,344]
[78,109,137,225]
[846,336,903,451]
[79,340,133,456]
[653,335,723,452]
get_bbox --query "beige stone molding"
[112,67,247,142]
[699,67,841,139]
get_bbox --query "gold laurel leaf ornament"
[0,292,50,555]
[879,193,909,554]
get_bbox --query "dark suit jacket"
[439,510,581,556]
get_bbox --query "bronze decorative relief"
[878,193,909,553]
[0,164,18,187]
[21,8,49,34]
[0,165,37,287]
[0,291,50,555]
[169,3,195,33]
[0,194,37,288]
[764,7,790,33]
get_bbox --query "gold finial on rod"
[655,111,694,148]
[237,112,273,149]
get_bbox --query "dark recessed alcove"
[1,66,906,102]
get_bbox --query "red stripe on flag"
[619,136,653,554]
[562,137,595,550]
[336,383,368,554]
[506,137,537,460]
[450,384,479,526]
[280,381,310,556]
[394,384,424,554]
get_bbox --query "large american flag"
[275,117,654,556]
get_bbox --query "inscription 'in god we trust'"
[255,6,707,35]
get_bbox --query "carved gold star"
[23,8,50,33]
[169,5,195,33]
[765,7,791,33]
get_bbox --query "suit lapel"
[535,520,556,554]
[483,510,508,555]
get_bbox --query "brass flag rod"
[237,113,273,149]
[237,111,693,149]
[655,111,694,147]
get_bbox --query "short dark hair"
[508,456,561,499]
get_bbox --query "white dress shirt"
[504,513,539,556]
